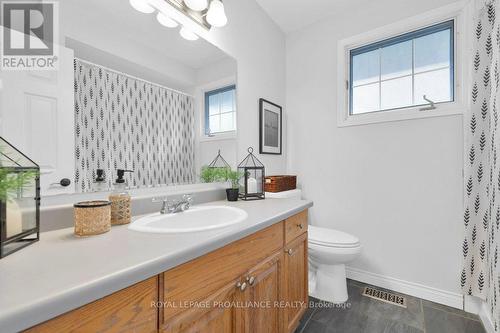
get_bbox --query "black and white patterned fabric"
[463,0,500,330]
[74,59,196,192]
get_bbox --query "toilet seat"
[308,225,360,248]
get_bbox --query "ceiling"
[255,0,458,33]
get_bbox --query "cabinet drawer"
[27,277,158,333]
[162,222,284,321]
[285,210,308,244]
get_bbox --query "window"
[205,85,236,135]
[349,20,454,115]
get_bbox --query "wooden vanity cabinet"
[27,209,309,333]
[161,209,309,333]
[26,277,159,333]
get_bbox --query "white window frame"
[197,76,237,142]
[337,2,470,127]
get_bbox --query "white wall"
[286,0,465,301]
[203,0,287,175]
[190,58,238,172]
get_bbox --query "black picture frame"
[259,98,282,155]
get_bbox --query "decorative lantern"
[238,147,265,200]
[0,137,40,258]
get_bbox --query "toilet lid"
[308,225,360,248]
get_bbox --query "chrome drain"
[362,287,407,308]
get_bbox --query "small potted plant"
[200,166,226,183]
[224,169,242,201]
[200,166,242,201]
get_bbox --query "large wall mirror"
[0,0,237,196]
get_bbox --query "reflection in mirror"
[0,0,237,196]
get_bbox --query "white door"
[0,46,75,196]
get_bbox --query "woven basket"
[264,175,297,193]
[74,201,111,236]
[109,194,131,225]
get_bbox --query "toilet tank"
[265,189,302,199]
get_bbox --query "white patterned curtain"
[463,0,500,330]
[73,59,196,192]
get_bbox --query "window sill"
[199,132,237,142]
[337,102,465,127]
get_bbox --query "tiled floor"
[295,279,486,333]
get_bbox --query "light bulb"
[179,26,199,41]
[129,0,155,14]
[156,12,178,28]
[184,0,208,11]
[206,0,227,27]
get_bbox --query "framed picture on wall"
[259,98,282,155]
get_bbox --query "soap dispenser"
[92,169,107,192]
[109,169,133,225]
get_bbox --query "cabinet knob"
[246,276,255,286]
[236,282,247,291]
[297,223,303,229]
[286,248,294,256]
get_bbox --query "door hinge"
[346,80,349,90]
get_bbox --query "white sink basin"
[128,205,248,234]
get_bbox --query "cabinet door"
[244,252,283,333]
[162,223,283,322]
[283,233,308,333]
[161,280,245,333]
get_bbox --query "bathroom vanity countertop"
[0,198,313,332]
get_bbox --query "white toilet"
[308,225,361,303]
[266,189,362,304]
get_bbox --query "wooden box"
[264,175,297,193]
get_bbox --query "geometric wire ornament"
[208,150,230,169]
[0,136,40,258]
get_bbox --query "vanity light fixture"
[156,12,179,28]
[129,0,155,14]
[129,0,227,41]
[206,0,227,27]
[180,26,199,40]
[184,0,208,11]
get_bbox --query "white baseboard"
[477,299,495,333]
[463,295,481,314]
[345,266,463,309]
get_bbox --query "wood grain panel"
[27,277,158,333]
[284,210,308,244]
[245,252,283,333]
[161,280,245,333]
[283,233,308,333]
[162,222,283,321]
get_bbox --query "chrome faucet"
[152,194,193,214]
